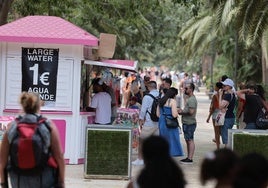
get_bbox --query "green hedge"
[233,133,268,158]
[86,130,130,176]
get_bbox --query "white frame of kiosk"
[0,42,94,164]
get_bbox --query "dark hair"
[189,83,195,91]
[144,76,150,82]
[221,75,228,81]
[163,78,172,86]
[233,152,268,188]
[138,136,186,188]
[147,81,157,89]
[124,71,129,77]
[256,84,266,101]
[200,148,239,185]
[159,87,178,107]
[91,77,101,86]
[215,82,223,89]
[246,81,257,91]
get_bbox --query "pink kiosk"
[0,16,138,164]
[0,16,100,164]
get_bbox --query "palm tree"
[235,0,268,84]
[178,0,268,84]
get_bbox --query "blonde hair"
[19,92,40,114]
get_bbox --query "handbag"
[215,93,233,126]
[256,108,268,130]
[162,100,179,129]
[215,110,226,126]
[165,116,179,128]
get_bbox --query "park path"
[65,86,217,188]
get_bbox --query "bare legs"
[186,140,195,160]
[213,119,221,149]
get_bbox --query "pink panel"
[102,59,135,66]
[51,119,66,153]
[87,115,95,124]
[78,158,85,164]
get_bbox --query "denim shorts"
[182,123,196,141]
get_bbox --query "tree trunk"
[0,0,14,26]
[261,31,268,85]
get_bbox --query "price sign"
[21,48,59,103]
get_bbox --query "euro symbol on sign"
[40,72,50,86]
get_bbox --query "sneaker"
[131,159,144,166]
[180,158,193,164]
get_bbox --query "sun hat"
[222,78,234,88]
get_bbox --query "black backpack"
[146,94,160,122]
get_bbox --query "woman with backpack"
[0,92,65,188]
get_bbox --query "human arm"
[139,95,150,120]
[219,90,230,110]
[156,105,160,117]
[0,124,10,185]
[171,99,179,118]
[236,89,249,100]
[50,122,65,187]
[179,107,195,116]
[178,97,196,116]
[207,95,216,122]
[236,98,245,118]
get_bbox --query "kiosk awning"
[84,60,138,72]
[0,16,98,46]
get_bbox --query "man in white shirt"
[87,78,112,124]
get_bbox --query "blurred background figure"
[127,136,186,188]
[233,152,268,188]
[128,96,141,110]
[236,82,246,129]
[200,148,239,188]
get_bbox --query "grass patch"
[86,129,130,176]
[233,133,268,158]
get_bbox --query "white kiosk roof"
[85,59,138,72]
[0,16,98,46]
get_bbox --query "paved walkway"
[65,87,217,188]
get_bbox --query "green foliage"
[8,0,195,70]
[8,0,268,80]
[86,129,130,176]
[233,133,268,159]
[178,0,267,85]
[11,0,76,17]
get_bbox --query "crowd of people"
[207,75,268,148]
[0,68,267,187]
[128,135,268,188]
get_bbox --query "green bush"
[86,130,130,177]
[233,133,268,159]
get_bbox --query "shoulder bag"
[162,99,179,129]
[256,98,268,130]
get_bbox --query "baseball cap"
[222,78,234,88]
